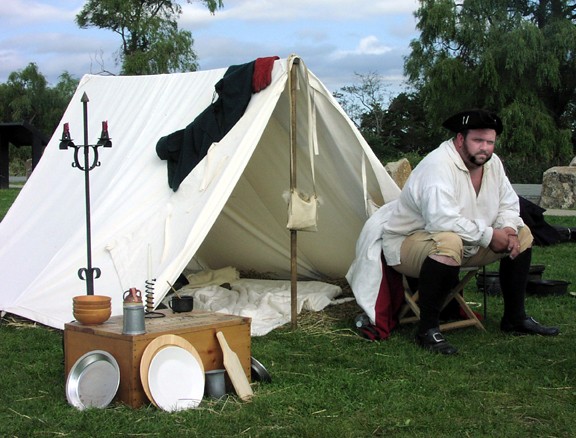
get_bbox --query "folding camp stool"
[397,266,485,331]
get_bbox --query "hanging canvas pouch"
[286,55,319,232]
[287,190,318,232]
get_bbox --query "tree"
[334,73,440,163]
[76,0,224,75]
[0,63,79,174]
[334,72,398,158]
[335,72,390,132]
[404,0,576,182]
[0,63,78,135]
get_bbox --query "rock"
[385,158,412,189]
[540,166,576,209]
[570,156,576,166]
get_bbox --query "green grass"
[0,188,21,221]
[1,191,576,437]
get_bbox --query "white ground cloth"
[162,278,352,336]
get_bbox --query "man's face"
[456,128,496,169]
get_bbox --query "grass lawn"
[1,190,575,437]
[0,188,20,220]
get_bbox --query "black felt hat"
[442,109,503,135]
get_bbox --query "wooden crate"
[64,310,251,408]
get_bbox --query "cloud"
[0,0,420,92]
[331,36,392,59]
[182,0,419,25]
[0,0,78,27]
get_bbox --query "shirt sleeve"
[492,161,524,231]
[418,184,493,247]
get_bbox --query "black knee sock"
[417,257,460,333]
[499,248,531,323]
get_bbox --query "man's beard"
[463,142,493,166]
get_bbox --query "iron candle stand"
[59,92,112,295]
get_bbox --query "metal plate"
[251,356,271,383]
[66,350,120,410]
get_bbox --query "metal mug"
[204,369,227,398]
[122,302,146,335]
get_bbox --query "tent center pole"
[289,57,300,329]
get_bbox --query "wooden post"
[289,57,300,329]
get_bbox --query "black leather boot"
[415,257,460,354]
[499,248,559,336]
[499,248,531,323]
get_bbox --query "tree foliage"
[335,74,441,165]
[404,0,576,182]
[0,63,77,135]
[0,63,79,173]
[76,0,224,75]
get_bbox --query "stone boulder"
[570,156,576,166]
[385,158,412,189]
[540,166,576,209]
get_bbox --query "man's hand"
[489,228,521,259]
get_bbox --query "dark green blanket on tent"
[156,60,255,191]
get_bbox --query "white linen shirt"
[380,139,524,266]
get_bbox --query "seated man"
[347,109,559,355]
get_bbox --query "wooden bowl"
[73,307,111,325]
[73,295,111,305]
[73,302,111,310]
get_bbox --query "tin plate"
[66,350,120,410]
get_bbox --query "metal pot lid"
[66,350,120,410]
[251,356,271,383]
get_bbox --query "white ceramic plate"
[66,350,120,410]
[148,345,205,411]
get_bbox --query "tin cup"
[205,369,227,398]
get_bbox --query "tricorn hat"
[442,109,503,135]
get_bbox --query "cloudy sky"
[0,0,420,94]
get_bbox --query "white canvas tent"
[0,56,400,330]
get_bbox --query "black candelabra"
[59,92,112,295]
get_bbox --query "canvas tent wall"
[0,56,400,330]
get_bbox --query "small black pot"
[476,271,501,295]
[476,265,546,296]
[168,295,194,313]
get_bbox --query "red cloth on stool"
[357,254,405,341]
[252,56,279,92]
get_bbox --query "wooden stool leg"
[399,268,485,332]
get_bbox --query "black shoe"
[415,328,458,355]
[501,316,559,336]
